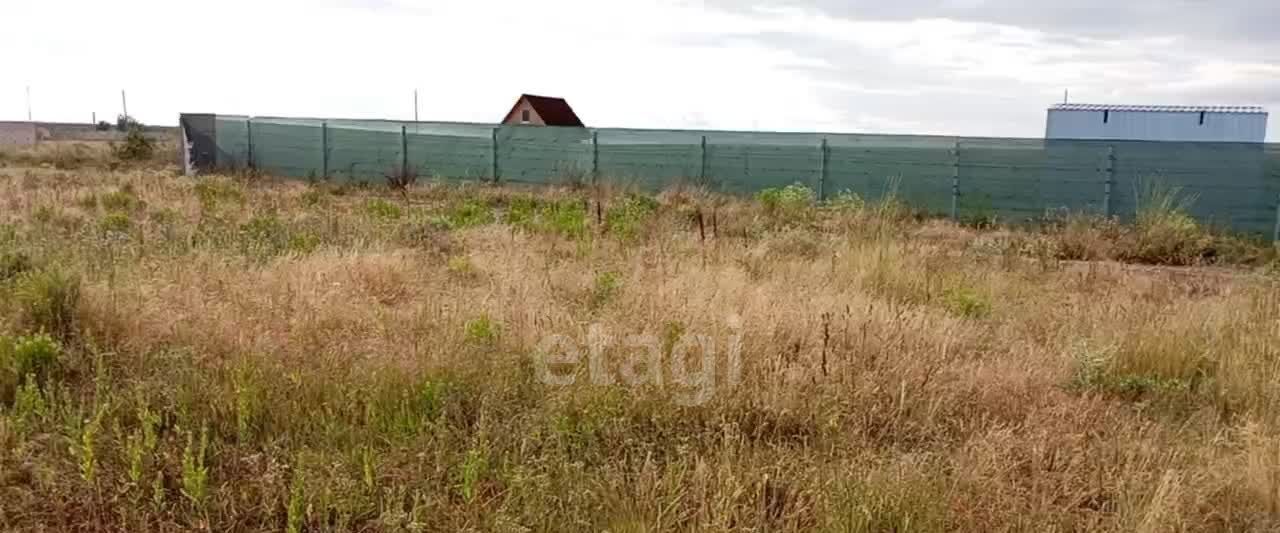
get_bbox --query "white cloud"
[3,0,1274,140]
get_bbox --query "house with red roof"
[501,94,584,127]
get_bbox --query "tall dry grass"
[1,166,1280,531]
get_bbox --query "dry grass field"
[2,147,1280,531]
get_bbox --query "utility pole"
[26,85,32,121]
[413,89,419,122]
[121,89,128,119]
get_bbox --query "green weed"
[13,268,81,339]
[464,315,499,345]
[181,424,211,507]
[365,198,403,221]
[605,193,659,240]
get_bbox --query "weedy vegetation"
[1,152,1280,531]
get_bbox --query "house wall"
[1046,110,1268,142]
[0,121,38,146]
[501,99,545,126]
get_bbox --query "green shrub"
[9,334,62,385]
[442,200,494,229]
[194,180,245,211]
[364,198,403,221]
[605,194,659,240]
[756,182,815,220]
[1117,178,1211,265]
[14,267,81,339]
[0,250,33,282]
[507,197,589,239]
[99,212,132,233]
[941,286,991,319]
[112,127,156,161]
[464,315,498,344]
[590,271,621,309]
[100,187,139,212]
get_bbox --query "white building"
[1045,104,1267,143]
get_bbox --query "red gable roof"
[506,94,584,127]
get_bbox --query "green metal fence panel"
[188,113,1280,238]
[1111,141,1275,235]
[704,132,823,195]
[596,129,704,191]
[213,115,250,168]
[406,130,493,181]
[495,126,593,185]
[326,125,403,183]
[958,138,1109,222]
[826,134,955,214]
[251,119,324,178]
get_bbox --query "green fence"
[184,114,1280,237]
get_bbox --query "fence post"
[320,122,328,178]
[491,127,499,183]
[592,130,599,181]
[699,135,708,184]
[950,139,960,220]
[818,137,828,201]
[246,118,254,169]
[400,125,408,173]
[1273,193,1280,244]
[1103,145,1115,217]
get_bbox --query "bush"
[98,212,131,234]
[757,182,815,221]
[464,315,498,344]
[365,199,403,221]
[441,200,494,229]
[112,127,156,161]
[604,193,659,240]
[14,267,81,339]
[2,334,62,389]
[1116,178,1211,265]
[0,250,33,282]
[100,187,139,212]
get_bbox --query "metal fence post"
[1273,193,1280,244]
[699,135,708,184]
[818,137,829,201]
[592,130,599,180]
[950,139,960,220]
[491,127,499,183]
[1103,145,1115,217]
[245,118,254,169]
[320,122,328,178]
[400,125,408,173]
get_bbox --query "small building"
[0,121,38,146]
[1046,103,1267,143]
[501,94,584,127]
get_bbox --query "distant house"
[501,94,584,127]
[1046,103,1268,143]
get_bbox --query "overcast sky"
[4,0,1277,140]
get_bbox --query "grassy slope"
[1,160,1280,531]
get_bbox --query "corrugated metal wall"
[1047,110,1267,143]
